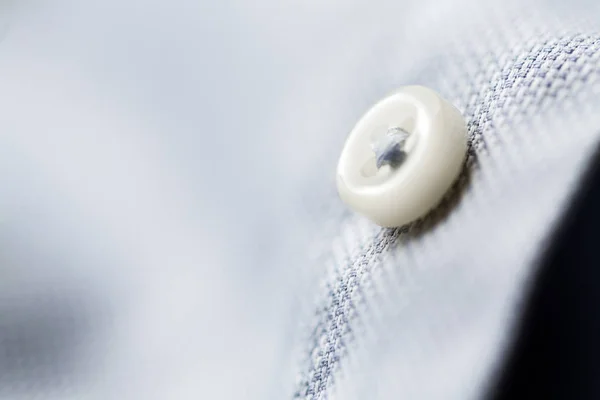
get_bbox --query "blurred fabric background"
[0,1,320,398]
[1,0,600,399]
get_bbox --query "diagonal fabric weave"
[292,2,600,397]
[2,1,600,399]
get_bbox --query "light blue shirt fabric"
[1,1,600,399]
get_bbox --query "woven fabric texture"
[291,1,600,399]
[2,0,600,399]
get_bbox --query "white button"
[336,86,467,227]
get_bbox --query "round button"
[336,86,467,227]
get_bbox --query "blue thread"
[371,127,410,169]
